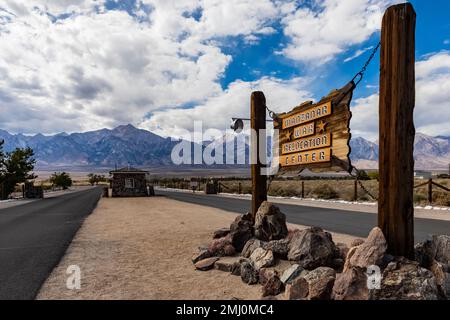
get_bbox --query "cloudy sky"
[0,0,449,141]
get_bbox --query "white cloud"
[140,76,312,140]
[280,0,401,63]
[351,51,450,139]
[344,46,374,63]
[0,0,279,134]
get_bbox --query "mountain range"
[1,125,449,170]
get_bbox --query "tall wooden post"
[378,3,416,259]
[251,91,268,219]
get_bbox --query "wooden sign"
[274,82,354,173]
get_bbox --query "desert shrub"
[368,171,379,180]
[311,184,338,199]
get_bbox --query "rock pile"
[192,201,450,300]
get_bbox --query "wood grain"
[378,3,416,259]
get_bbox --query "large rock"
[249,248,275,270]
[433,235,450,271]
[192,249,211,264]
[369,258,439,300]
[214,256,242,273]
[430,260,450,299]
[414,239,436,269]
[194,257,220,271]
[332,267,369,300]
[302,267,336,300]
[347,227,387,270]
[254,202,288,241]
[240,260,259,284]
[208,235,235,257]
[213,228,230,239]
[285,277,309,300]
[287,227,340,270]
[241,238,263,258]
[263,238,290,259]
[229,213,254,252]
[335,242,350,260]
[280,264,305,284]
[259,269,285,297]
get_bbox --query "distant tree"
[50,172,73,190]
[356,170,370,181]
[87,173,106,185]
[0,140,37,200]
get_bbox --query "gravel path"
[37,196,356,300]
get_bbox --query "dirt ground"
[37,196,356,300]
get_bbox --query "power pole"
[251,91,268,220]
[378,3,416,258]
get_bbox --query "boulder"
[280,264,305,284]
[347,227,387,270]
[259,269,285,297]
[285,277,309,300]
[287,227,340,270]
[414,239,436,269]
[430,260,450,299]
[335,242,350,260]
[214,256,242,272]
[433,235,450,271]
[229,213,254,252]
[254,202,288,241]
[192,249,211,264]
[350,238,365,247]
[194,257,220,271]
[208,234,235,257]
[249,247,275,270]
[263,238,290,259]
[241,238,263,258]
[332,267,369,300]
[369,258,439,300]
[302,267,336,300]
[240,260,259,284]
[213,228,230,239]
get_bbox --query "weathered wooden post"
[378,3,416,258]
[301,181,305,199]
[251,92,268,219]
[428,179,433,204]
[353,180,358,201]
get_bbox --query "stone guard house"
[110,167,149,197]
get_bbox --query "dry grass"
[219,179,450,206]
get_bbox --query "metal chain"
[349,166,378,200]
[351,42,381,87]
[265,105,276,119]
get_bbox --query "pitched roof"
[110,167,148,174]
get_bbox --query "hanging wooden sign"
[273,81,354,173]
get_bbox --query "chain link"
[351,42,381,87]
[349,166,378,200]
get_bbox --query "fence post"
[428,178,432,204]
[378,3,416,259]
[354,180,358,201]
[238,182,242,195]
[301,181,305,199]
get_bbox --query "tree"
[87,173,106,186]
[50,172,73,190]
[0,140,37,200]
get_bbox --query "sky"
[0,0,449,142]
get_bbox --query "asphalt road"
[0,187,103,300]
[157,189,450,243]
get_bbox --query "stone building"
[110,167,149,197]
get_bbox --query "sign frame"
[273,81,354,174]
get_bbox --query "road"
[0,187,103,300]
[157,189,450,243]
